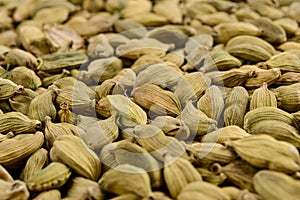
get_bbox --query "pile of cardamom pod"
[0,0,300,199]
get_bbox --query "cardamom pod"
[250,82,277,110]
[221,186,262,200]
[225,35,275,62]
[220,160,258,191]
[177,181,230,200]
[55,86,94,115]
[99,164,152,197]
[116,38,173,59]
[35,6,64,22]
[43,24,84,51]
[243,106,297,132]
[162,49,185,68]
[20,148,48,182]
[135,63,183,89]
[151,116,190,141]
[0,180,29,200]
[250,17,287,43]
[201,49,242,72]
[7,66,41,90]
[213,22,261,43]
[131,124,188,161]
[145,28,187,48]
[186,142,237,166]
[274,18,298,36]
[242,67,281,88]
[224,86,249,127]
[57,102,75,124]
[197,85,224,123]
[0,131,44,168]
[163,154,202,198]
[196,168,226,186]
[27,162,71,192]
[80,116,119,151]
[79,56,123,84]
[44,116,80,149]
[254,170,300,200]
[114,18,147,39]
[32,190,61,200]
[9,88,38,115]
[50,135,101,181]
[28,85,58,123]
[129,13,168,27]
[95,79,123,100]
[206,69,256,87]
[42,69,70,87]
[289,2,300,23]
[113,68,136,91]
[94,97,112,118]
[0,78,24,100]
[0,111,41,134]
[201,125,250,144]
[4,48,39,70]
[132,84,181,117]
[264,51,300,73]
[227,134,300,174]
[174,72,211,105]
[107,94,147,128]
[153,1,182,24]
[141,192,172,200]
[251,120,300,148]
[274,83,300,112]
[0,164,13,182]
[198,12,233,27]
[65,177,103,200]
[38,50,88,73]
[106,140,163,189]
[17,24,55,56]
[75,115,99,132]
[53,77,95,99]
[180,101,217,135]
